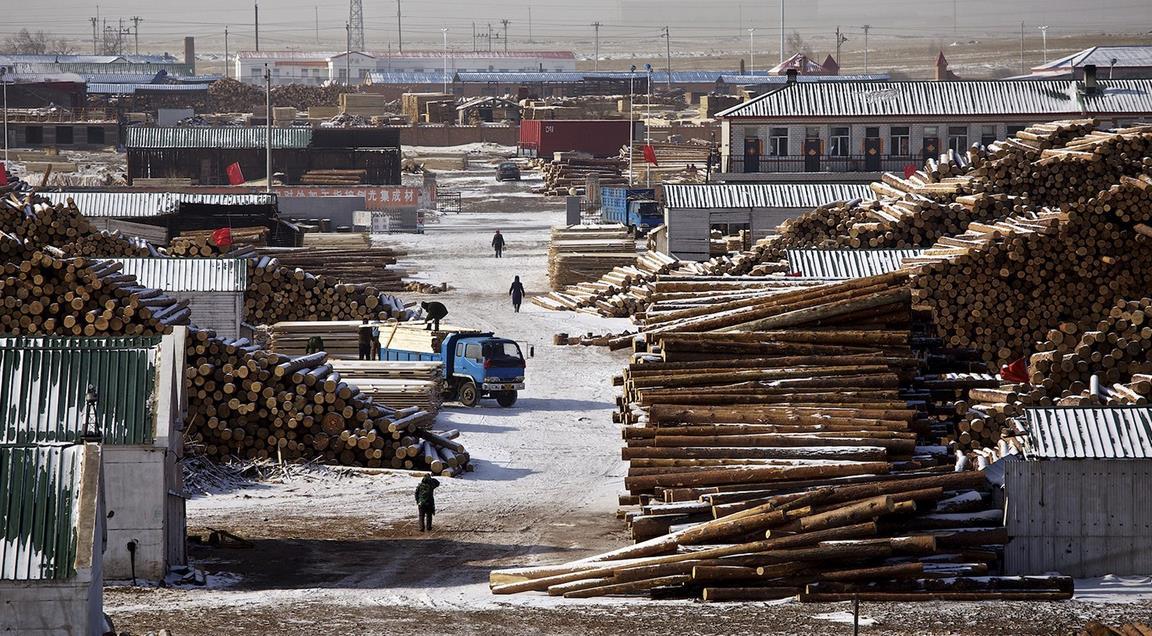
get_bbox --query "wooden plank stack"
[377,322,481,354]
[299,169,367,186]
[327,359,444,413]
[262,320,383,358]
[183,329,466,474]
[255,244,408,291]
[540,157,627,196]
[546,225,637,291]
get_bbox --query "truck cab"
[447,335,526,408]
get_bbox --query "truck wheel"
[496,391,518,408]
[457,381,480,408]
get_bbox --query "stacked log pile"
[170,227,268,256]
[183,329,466,474]
[540,157,627,196]
[207,78,356,112]
[534,250,679,316]
[546,225,637,290]
[0,252,191,336]
[246,256,408,324]
[255,245,408,291]
[1,192,155,257]
[327,360,444,413]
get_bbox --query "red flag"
[1000,357,1028,383]
[211,227,234,249]
[642,145,659,166]
[0,162,7,187]
[903,164,917,179]
[226,162,245,186]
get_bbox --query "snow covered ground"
[103,167,1152,635]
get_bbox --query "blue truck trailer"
[601,187,662,231]
[379,325,526,408]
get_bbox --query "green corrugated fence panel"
[0,445,81,580]
[0,337,161,445]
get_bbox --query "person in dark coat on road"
[492,230,505,258]
[415,474,440,531]
[509,275,525,313]
[421,301,448,331]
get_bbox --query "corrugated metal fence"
[0,445,84,580]
[786,249,924,279]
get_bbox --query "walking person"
[492,230,505,258]
[509,275,525,313]
[415,474,440,532]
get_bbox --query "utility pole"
[255,2,260,52]
[130,16,142,55]
[442,28,449,94]
[501,19,509,54]
[473,22,477,52]
[646,63,652,187]
[662,26,671,89]
[349,0,365,52]
[1038,25,1049,63]
[90,17,99,55]
[1019,21,1025,75]
[396,0,403,53]
[953,0,958,37]
[863,24,871,75]
[2,67,9,167]
[487,23,493,52]
[528,2,533,43]
[224,27,230,79]
[779,0,784,63]
[748,28,755,75]
[315,6,319,44]
[264,63,272,193]
[591,22,601,72]
[345,22,351,83]
[835,26,847,67]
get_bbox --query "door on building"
[803,138,821,172]
[922,137,939,160]
[864,136,882,171]
[743,138,762,173]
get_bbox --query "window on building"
[980,125,997,146]
[947,126,968,153]
[338,69,348,80]
[86,126,105,145]
[25,126,43,144]
[1007,124,1027,136]
[251,68,260,77]
[804,126,820,140]
[55,126,74,145]
[829,126,850,156]
[768,127,788,156]
[890,126,911,156]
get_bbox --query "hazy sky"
[5,0,1151,52]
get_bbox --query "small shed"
[661,183,872,261]
[0,443,105,636]
[109,258,249,338]
[456,96,522,124]
[1004,406,1152,577]
[0,332,188,581]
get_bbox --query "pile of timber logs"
[60,230,156,258]
[0,252,190,336]
[546,224,636,291]
[911,176,1152,366]
[183,329,466,473]
[534,249,678,316]
[1078,622,1152,636]
[540,157,627,196]
[553,331,635,347]
[255,244,408,291]
[404,281,447,294]
[0,191,155,257]
[246,256,408,324]
[169,228,266,257]
[0,230,35,263]
[299,169,367,186]
[327,359,444,413]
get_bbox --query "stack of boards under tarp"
[534,249,680,317]
[328,360,445,413]
[547,224,637,291]
[262,320,388,358]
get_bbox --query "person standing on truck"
[509,275,525,313]
[421,301,448,331]
[492,230,505,258]
[415,474,440,531]
[357,319,377,360]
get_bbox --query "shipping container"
[519,120,632,158]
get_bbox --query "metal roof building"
[1004,406,1152,577]
[124,127,314,150]
[784,248,924,279]
[0,443,105,636]
[661,183,872,261]
[106,258,249,338]
[1011,45,1152,80]
[38,191,277,219]
[0,332,189,582]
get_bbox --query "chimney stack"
[184,36,196,74]
[1083,64,1098,94]
[786,69,798,84]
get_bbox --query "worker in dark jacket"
[415,474,440,531]
[492,230,505,258]
[509,275,525,313]
[421,301,448,331]
[357,319,377,360]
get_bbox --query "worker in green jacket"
[415,474,441,532]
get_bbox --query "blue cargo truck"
[379,327,526,408]
[601,187,662,231]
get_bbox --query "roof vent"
[1082,64,1099,95]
